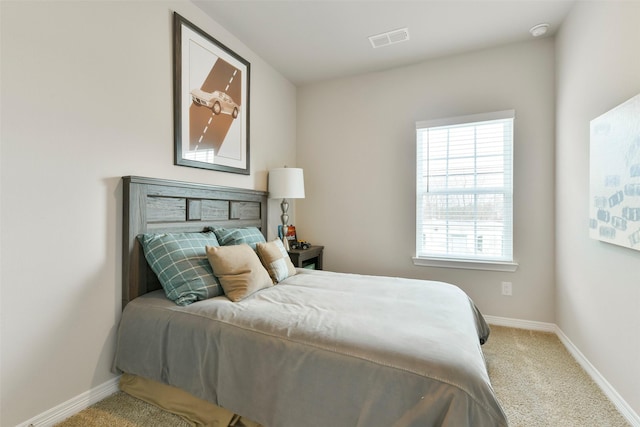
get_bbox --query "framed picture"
[173,12,250,174]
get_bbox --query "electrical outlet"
[501,281,512,296]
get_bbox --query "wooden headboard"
[122,176,268,308]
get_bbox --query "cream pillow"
[205,244,273,302]
[256,239,297,283]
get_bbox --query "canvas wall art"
[589,93,640,250]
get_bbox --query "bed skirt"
[119,373,262,427]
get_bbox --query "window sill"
[412,257,518,272]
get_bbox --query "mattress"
[114,268,507,427]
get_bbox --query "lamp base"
[280,198,290,226]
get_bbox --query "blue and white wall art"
[589,93,640,250]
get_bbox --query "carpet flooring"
[483,326,629,426]
[55,326,630,426]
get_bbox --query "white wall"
[297,39,556,322]
[556,1,640,417]
[0,1,296,425]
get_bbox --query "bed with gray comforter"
[114,268,507,427]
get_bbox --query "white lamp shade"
[268,168,305,199]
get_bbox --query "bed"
[114,175,508,427]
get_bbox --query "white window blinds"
[416,110,514,265]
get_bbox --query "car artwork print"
[589,93,640,251]
[174,13,250,174]
[191,89,240,118]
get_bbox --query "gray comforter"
[114,269,507,427]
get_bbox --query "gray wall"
[556,1,640,416]
[297,38,556,323]
[0,1,296,425]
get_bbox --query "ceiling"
[193,0,576,86]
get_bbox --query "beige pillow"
[205,244,273,302]
[256,239,297,283]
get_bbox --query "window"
[414,110,517,271]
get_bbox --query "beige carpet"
[54,391,191,427]
[483,326,629,427]
[56,326,630,426]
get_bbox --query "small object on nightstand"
[288,245,324,270]
[290,240,311,250]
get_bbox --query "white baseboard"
[486,316,640,427]
[484,315,556,332]
[554,327,640,427]
[18,376,120,427]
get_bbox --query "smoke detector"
[368,28,410,48]
[529,23,549,37]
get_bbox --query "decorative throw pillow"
[211,227,266,250]
[256,239,297,283]
[205,244,273,302]
[139,232,223,305]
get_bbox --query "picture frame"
[173,12,250,174]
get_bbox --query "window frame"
[413,110,518,272]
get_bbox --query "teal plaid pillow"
[139,232,223,305]
[211,227,266,250]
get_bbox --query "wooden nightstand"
[288,245,324,270]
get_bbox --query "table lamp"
[268,167,305,250]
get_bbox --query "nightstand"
[288,245,324,270]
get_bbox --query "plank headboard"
[122,176,268,308]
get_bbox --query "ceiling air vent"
[368,28,410,49]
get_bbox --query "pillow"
[139,232,223,305]
[211,227,266,250]
[205,244,273,302]
[256,239,297,283]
